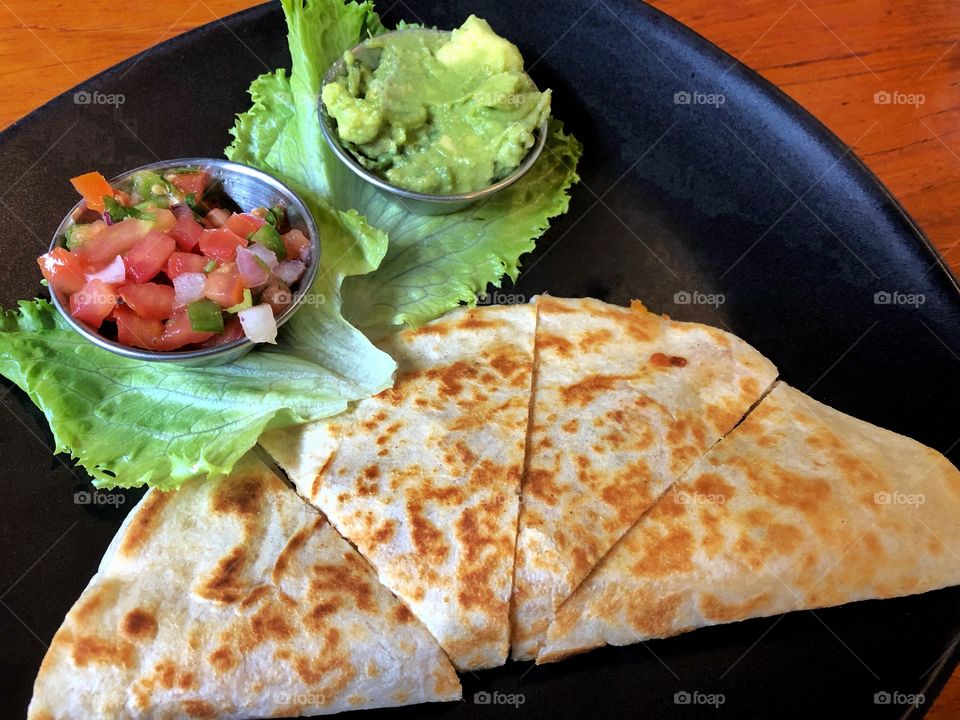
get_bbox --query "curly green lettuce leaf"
[0,299,394,490]
[227,0,581,334]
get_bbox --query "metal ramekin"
[318,29,549,216]
[48,158,321,367]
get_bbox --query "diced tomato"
[38,247,88,296]
[147,208,177,234]
[70,171,114,214]
[118,282,175,321]
[282,229,311,260]
[167,213,204,251]
[165,251,210,279]
[168,171,210,197]
[115,306,164,350]
[77,218,152,267]
[199,227,247,262]
[194,315,244,348]
[154,309,215,351]
[124,231,176,284]
[69,279,116,328]
[225,212,264,238]
[204,263,245,308]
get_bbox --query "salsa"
[38,169,313,351]
[322,15,551,195]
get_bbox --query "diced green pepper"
[203,259,218,273]
[249,224,286,260]
[264,205,286,228]
[130,171,173,203]
[186,299,224,333]
[226,288,253,314]
[65,222,103,250]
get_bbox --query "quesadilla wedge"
[538,381,960,663]
[260,304,537,671]
[511,296,778,660]
[28,455,461,719]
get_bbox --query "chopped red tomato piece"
[69,279,116,328]
[168,213,204,251]
[155,309,215,350]
[225,212,264,238]
[204,263,245,308]
[124,231,176,284]
[38,247,88,296]
[118,282,175,321]
[282,229,311,260]
[115,306,164,350]
[165,251,210,279]
[70,172,114,213]
[168,171,210,197]
[199,227,247,262]
[77,218,152,267]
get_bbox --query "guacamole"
[322,16,552,195]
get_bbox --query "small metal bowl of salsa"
[42,159,320,366]
[318,21,550,216]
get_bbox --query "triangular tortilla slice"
[261,304,537,671]
[539,382,960,663]
[511,296,778,660]
[28,455,461,719]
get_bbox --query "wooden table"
[1,0,957,715]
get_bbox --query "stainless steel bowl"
[318,29,549,216]
[48,158,321,367]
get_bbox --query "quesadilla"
[28,455,461,719]
[260,303,537,671]
[510,296,778,660]
[538,381,960,663]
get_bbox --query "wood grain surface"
[0,0,958,716]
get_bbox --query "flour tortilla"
[27,455,461,719]
[510,296,778,660]
[539,382,960,663]
[261,303,537,671]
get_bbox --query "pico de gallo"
[37,168,313,351]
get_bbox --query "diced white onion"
[236,246,271,288]
[273,259,306,286]
[85,255,126,284]
[173,272,206,307]
[238,304,277,344]
[248,242,278,269]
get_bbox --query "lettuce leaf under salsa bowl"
[0,0,581,490]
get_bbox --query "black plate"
[2,2,958,718]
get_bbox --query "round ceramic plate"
[1,2,958,718]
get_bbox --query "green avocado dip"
[321,15,552,195]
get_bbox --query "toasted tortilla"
[539,382,960,663]
[261,304,537,671]
[27,455,461,719]
[510,296,778,660]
